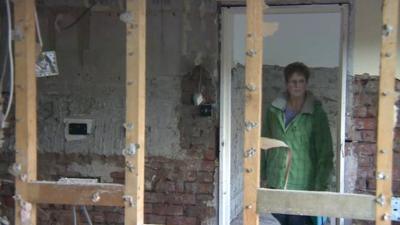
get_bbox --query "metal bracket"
[122,195,135,207]
[8,163,22,177]
[376,172,388,180]
[383,213,391,221]
[392,197,400,221]
[246,49,257,57]
[120,11,133,24]
[122,143,139,156]
[376,194,386,206]
[13,194,32,223]
[245,204,253,209]
[13,194,23,205]
[123,122,134,131]
[20,174,27,182]
[382,24,394,37]
[245,121,258,131]
[244,148,256,158]
[126,161,135,172]
[91,192,100,203]
[246,83,257,92]
[12,26,24,41]
[245,168,253,173]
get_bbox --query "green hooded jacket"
[261,92,333,191]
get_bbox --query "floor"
[230,213,280,225]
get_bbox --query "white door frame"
[219,4,349,225]
[219,7,234,225]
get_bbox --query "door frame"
[219,4,349,224]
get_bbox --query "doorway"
[219,4,349,225]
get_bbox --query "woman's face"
[286,72,307,98]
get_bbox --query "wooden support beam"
[376,0,399,224]
[216,0,351,5]
[257,189,376,220]
[125,0,146,224]
[13,0,38,224]
[243,0,264,224]
[25,182,124,206]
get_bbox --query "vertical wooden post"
[243,0,264,224]
[376,0,398,224]
[14,0,37,225]
[124,0,146,224]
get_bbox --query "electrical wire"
[61,3,96,31]
[0,46,8,94]
[82,206,93,225]
[0,0,9,90]
[3,0,14,128]
[34,7,43,49]
[72,206,77,225]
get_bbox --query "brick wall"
[0,153,216,225]
[346,75,400,224]
[112,156,216,225]
[347,75,400,195]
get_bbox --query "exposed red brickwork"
[348,76,400,195]
[347,75,400,225]
[0,152,216,225]
[142,156,217,225]
[112,156,216,225]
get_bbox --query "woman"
[261,62,333,225]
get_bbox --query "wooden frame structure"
[242,0,264,224]
[11,0,398,225]
[241,0,399,225]
[219,4,349,224]
[13,0,146,224]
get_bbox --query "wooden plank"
[243,0,264,224]
[125,0,146,224]
[256,189,376,221]
[260,137,288,150]
[376,0,399,224]
[216,0,351,5]
[13,0,38,224]
[25,182,124,206]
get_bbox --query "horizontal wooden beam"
[216,0,351,5]
[25,181,124,206]
[257,188,376,220]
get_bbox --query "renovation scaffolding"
[12,0,146,224]
[10,0,399,224]
[241,0,399,225]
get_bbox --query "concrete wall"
[38,0,219,159]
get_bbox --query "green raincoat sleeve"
[261,109,272,186]
[312,105,334,191]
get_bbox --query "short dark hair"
[284,62,310,83]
